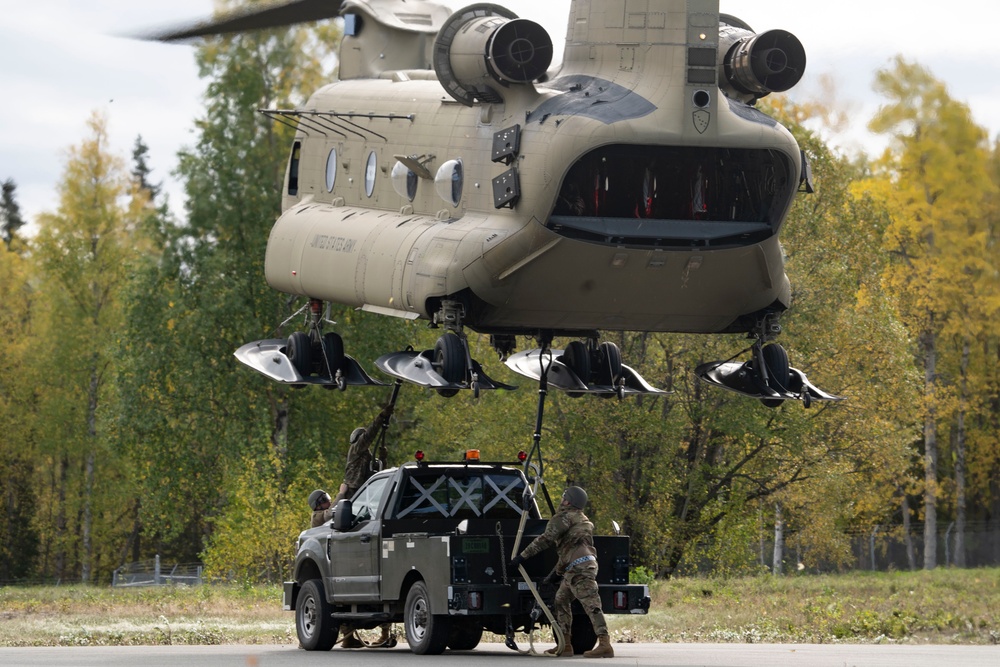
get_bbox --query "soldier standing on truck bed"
[510,486,614,659]
[333,403,394,504]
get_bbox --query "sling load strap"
[503,474,566,657]
[523,346,555,514]
[372,380,402,472]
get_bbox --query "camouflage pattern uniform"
[333,404,394,647]
[517,504,608,637]
[335,405,392,503]
[311,507,333,528]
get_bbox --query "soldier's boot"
[374,625,392,646]
[583,634,614,658]
[340,631,363,649]
[544,634,573,656]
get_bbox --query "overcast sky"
[2,0,999,227]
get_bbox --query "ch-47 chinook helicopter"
[151,0,841,409]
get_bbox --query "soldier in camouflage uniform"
[332,403,395,649]
[511,486,614,658]
[308,489,333,528]
[333,403,393,504]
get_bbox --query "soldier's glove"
[510,554,525,570]
[542,570,562,586]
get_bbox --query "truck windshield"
[395,470,529,520]
[353,476,390,523]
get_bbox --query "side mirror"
[333,499,354,532]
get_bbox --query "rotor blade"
[140,0,345,42]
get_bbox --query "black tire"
[762,343,790,391]
[433,334,464,398]
[563,340,591,398]
[321,332,345,378]
[446,619,483,651]
[570,613,597,654]
[404,580,450,655]
[562,341,591,382]
[760,343,790,408]
[296,579,337,651]
[596,342,623,397]
[287,331,312,378]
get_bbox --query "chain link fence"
[764,522,1000,573]
[111,555,204,587]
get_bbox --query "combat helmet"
[308,489,329,510]
[350,427,366,444]
[562,486,588,510]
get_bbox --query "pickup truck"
[283,452,650,655]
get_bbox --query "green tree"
[1,178,26,251]
[867,56,997,568]
[0,236,38,581]
[130,135,162,201]
[30,111,150,582]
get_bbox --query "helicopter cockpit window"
[391,161,418,201]
[434,159,463,207]
[364,151,377,197]
[549,145,794,249]
[325,148,337,193]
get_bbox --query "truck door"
[329,475,390,602]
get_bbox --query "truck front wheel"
[296,579,337,651]
[404,580,449,654]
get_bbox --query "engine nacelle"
[434,3,553,106]
[718,16,806,103]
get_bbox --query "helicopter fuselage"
[266,77,799,332]
[206,0,840,405]
[266,41,800,337]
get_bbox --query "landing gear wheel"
[760,343,790,408]
[433,334,464,398]
[570,613,597,654]
[446,618,483,650]
[296,579,337,651]
[321,332,346,390]
[404,580,449,655]
[563,341,590,398]
[597,341,622,398]
[287,331,312,387]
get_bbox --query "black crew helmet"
[308,489,329,510]
[562,486,588,510]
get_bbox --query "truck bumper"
[445,582,650,617]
